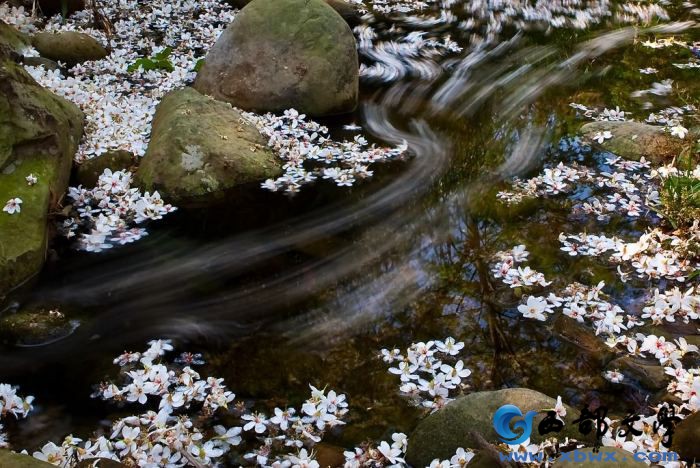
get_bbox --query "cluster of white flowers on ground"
[25,340,348,467]
[242,109,407,193]
[380,338,471,412]
[343,431,475,468]
[1,0,235,162]
[60,169,176,252]
[0,384,34,449]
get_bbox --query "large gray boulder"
[580,121,686,163]
[194,0,359,117]
[33,31,107,65]
[0,37,84,296]
[405,388,585,467]
[134,87,281,204]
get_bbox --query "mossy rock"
[0,308,75,346]
[0,60,84,296]
[552,315,616,366]
[21,56,59,71]
[74,150,135,187]
[671,411,700,463]
[606,356,667,391]
[194,0,358,116]
[33,31,107,65]
[557,447,645,467]
[0,20,30,59]
[405,388,586,467]
[580,121,686,164]
[0,450,54,467]
[134,87,281,204]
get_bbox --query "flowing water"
[2,0,700,455]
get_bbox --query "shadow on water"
[2,7,698,450]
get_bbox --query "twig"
[467,430,516,468]
[179,448,207,468]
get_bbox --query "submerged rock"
[606,356,667,390]
[671,411,700,463]
[75,149,135,187]
[0,307,76,346]
[0,450,54,467]
[194,0,359,117]
[552,315,615,365]
[580,121,686,163]
[0,58,84,296]
[33,31,107,65]
[405,388,583,467]
[134,87,281,204]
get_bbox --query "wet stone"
[405,388,586,467]
[580,121,686,164]
[606,356,668,391]
[0,308,77,346]
[74,150,135,187]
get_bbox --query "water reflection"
[3,4,698,452]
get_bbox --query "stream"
[2,0,700,458]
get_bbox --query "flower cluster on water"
[353,0,669,84]
[26,340,348,467]
[489,115,699,464]
[243,109,407,193]
[381,338,471,412]
[497,150,664,223]
[0,384,34,449]
[60,169,176,252]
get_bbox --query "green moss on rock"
[0,450,54,467]
[0,60,83,296]
[134,87,281,204]
[0,20,30,59]
[405,388,587,467]
[0,307,74,346]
